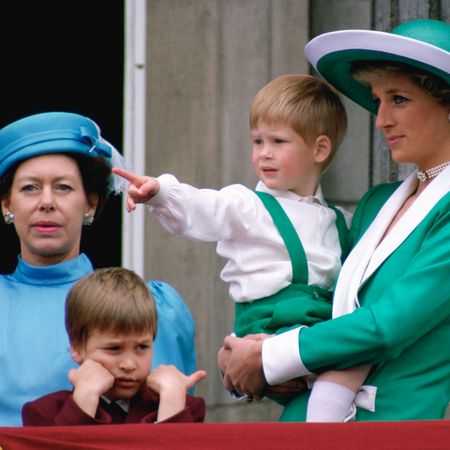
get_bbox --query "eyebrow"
[100,336,152,345]
[136,337,153,345]
[14,174,78,183]
[372,86,414,96]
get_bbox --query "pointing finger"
[112,167,144,186]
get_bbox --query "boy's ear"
[70,343,84,364]
[313,135,332,164]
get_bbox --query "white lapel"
[333,165,450,318]
[363,167,450,282]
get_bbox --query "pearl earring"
[83,213,94,226]
[3,211,15,224]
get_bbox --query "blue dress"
[0,253,196,426]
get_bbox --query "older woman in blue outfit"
[219,19,450,421]
[0,112,196,426]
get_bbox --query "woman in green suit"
[219,19,450,421]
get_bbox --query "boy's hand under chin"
[146,365,207,422]
[69,359,115,418]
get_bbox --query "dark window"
[0,0,124,272]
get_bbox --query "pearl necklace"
[416,161,450,182]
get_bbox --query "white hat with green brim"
[304,19,450,115]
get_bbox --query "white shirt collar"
[255,181,327,206]
[101,396,130,412]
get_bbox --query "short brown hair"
[66,267,157,349]
[249,74,348,169]
[351,60,450,108]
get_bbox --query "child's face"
[74,329,153,400]
[251,122,321,196]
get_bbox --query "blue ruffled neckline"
[12,253,93,286]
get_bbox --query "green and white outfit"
[263,167,450,421]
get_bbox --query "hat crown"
[0,112,100,150]
[392,19,450,53]
[0,112,112,178]
[304,19,449,115]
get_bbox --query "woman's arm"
[150,281,196,375]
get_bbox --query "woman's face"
[372,73,450,169]
[1,154,98,266]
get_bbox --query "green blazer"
[281,174,450,421]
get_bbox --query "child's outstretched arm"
[69,359,115,418]
[146,365,207,422]
[112,167,161,212]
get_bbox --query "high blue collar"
[12,253,93,286]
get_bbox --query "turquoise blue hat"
[0,112,113,178]
[304,19,450,114]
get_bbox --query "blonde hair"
[249,74,347,169]
[66,267,157,348]
[351,61,450,107]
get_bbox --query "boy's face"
[251,122,322,196]
[72,329,153,401]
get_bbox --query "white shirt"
[148,174,351,303]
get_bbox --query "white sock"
[306,381,356,422]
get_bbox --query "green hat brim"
[304,21,450,115]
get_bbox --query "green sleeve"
[299,191,450,372]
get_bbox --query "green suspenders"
[255,191,349,270]
[255,191,309,284]
[328,204,350,262]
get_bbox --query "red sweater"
[22,386,205,426]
